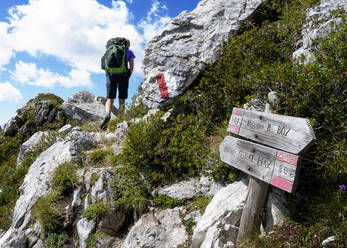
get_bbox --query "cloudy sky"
[0,0,199,127]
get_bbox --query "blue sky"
[0,0,199,127]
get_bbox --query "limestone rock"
[155,178,202,200]
[122,208,188,248]
[141,0,263,108]
[264,188,289,232]
[62,90,115,123]
[58,124,72,135]
[201,224,238,248]
[24,222,42,248]
[98,209,125,236]
[3,94,64,137]
[0,229,27,248]
[32,240,43,248]
[293,0,347,64]
[77,218,96,248]
[90,170,114,204]
[113,121,129,144]
[82,168,125,236]
[191,180,248,248]
[16,131,50,168]
[72,187,82,208]
[322,236,336,247]
[154,176,224,200]
[184,210,202,224]
[0,129,95,248]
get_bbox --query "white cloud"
[0,81,23,103]
[0,0,171,87]
[10,61,93,89]
[139,0,171,41]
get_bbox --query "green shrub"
[89,173,100,187]
[81,121,101,132]
[86,148,113,167]
[153,194,186,209]
[51,162,79,195]
[108,94,148,132]
[85,231,105,248]
[32,193,62,233]
[190,196,212,214]
[35,93,64,110]
[82,200,111,222]
[0,131,57,229]
[43,232,68,248]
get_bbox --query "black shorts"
[106,74,129,99]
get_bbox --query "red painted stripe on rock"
[156,73,169,99]
[271,176,293,192]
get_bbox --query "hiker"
[100,37,135,130]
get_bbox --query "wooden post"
[236,177,269,245]
[220,101,315,246]
[236,103,271,246]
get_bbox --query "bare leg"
[118,99,125,115]
[101,98,114,130]
[106,98,114,113]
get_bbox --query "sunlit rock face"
[141,0,263,108]
[0,129,95,248]
[293,0,347,64]
[62,90,117,124]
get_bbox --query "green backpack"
[103,37,128,74]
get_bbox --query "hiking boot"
[100,113,111,130]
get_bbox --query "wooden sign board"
[227,108,315,154]
[220,136,300,193]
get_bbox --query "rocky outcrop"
[76,167,125,247]
[141,0,263,108]
[77,218,96,248]
[154,176,224,200]
[0,128,95,248]
[122,207,188,248]
[192,180,248,248]
[293,0,347,64]
[264,188,289,232]
[62,90,115,124]
[16,131,50,168]
[3,94,65,137]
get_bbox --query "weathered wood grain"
[227,107,315,154]
[236,177,269,246]
[220,136,300,193]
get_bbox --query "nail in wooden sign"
[220,136,300,193]
[227,108,315,154]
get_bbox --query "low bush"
[0,131,57,229]
[82,200,111,222]
[86,148,114,167]
[85,231,105,248]
[153,194,186,209]
[51,162,79,195]
[32,193,62,233]
[43,232,68,248]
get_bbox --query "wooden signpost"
[227,107,315,154]
[220,106,315,245]
[220,136,300,193]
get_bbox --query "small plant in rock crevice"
[82,200,112,222]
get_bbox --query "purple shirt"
[126,48,135,64]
